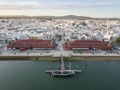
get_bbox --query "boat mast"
[61,54,65,71]
[69,62,72,70]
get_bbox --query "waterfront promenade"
[0,49,120,60]
[0,39,120,60]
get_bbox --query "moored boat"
[45,55,82,77]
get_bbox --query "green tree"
[115,36,120,46]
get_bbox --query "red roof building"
[64,40,112,50]
[7,40,56,50]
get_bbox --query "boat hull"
[52,70,75,77]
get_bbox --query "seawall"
[0,55,120,61]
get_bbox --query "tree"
[115,36,120,46]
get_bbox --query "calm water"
[0,60,120,90]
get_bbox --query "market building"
[7,40,57,50]
[63,40,112,50]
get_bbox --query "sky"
[0,0,120,18]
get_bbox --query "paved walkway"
[1,49,120,57]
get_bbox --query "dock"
[45,55,82,76]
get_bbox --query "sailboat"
[45,55,82,77]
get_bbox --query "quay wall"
[0,55,120,61]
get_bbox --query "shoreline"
[0,55,120,61]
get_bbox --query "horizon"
[0,0,120,18]
[0,15,119,19]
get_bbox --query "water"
[0,60,120,90]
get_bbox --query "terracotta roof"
[13,40,52,44]
[71,40,108,46]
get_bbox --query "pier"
[45,55,82,76]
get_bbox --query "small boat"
[45,55,82,77]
